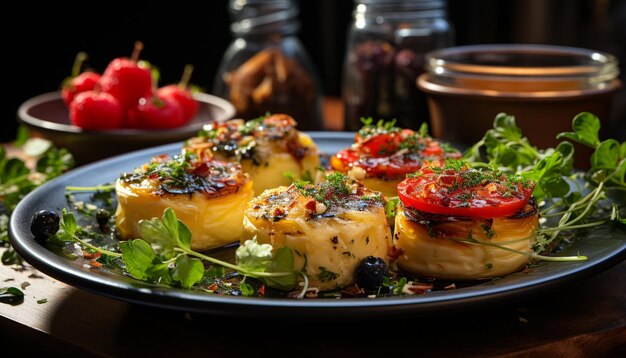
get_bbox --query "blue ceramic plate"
[9,133,626,318]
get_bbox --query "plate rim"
[8,132,626,318]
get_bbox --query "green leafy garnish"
[464,112,626,262]
[0,286,24,305]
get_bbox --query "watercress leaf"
[492,143,518,167]
[0,158,29,184]
[161,208,180,244]
[418,122,429,137]
[591,139,620,170]
[268,247,294,273]
[176,220,192,250]
[558,112,601,148]
[555,141,574,174]
[171,255,204,289]
[138,218,174,254]
[620,142,626,159]
[60,208,77,236]
[121,239,157,281]
[240,282,255,296]
[539,176,570,198]
[205,265,225,279]
[145,260,174,285]
[385,197,400,219]
[13,125,30,147]
[36,147,74,178]
[493,113,522,140]
[0,286,24,305]
[260,247,298,290]
[572,112,601,147]
[23,138,52,157]
[556,131,581,144]
[235,237,273,273]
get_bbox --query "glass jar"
[342,0,454,131]
[213,0,323,131]
[417,44,622,150]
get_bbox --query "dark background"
[2,0,625,142]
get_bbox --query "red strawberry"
[127,95,184,129]
[61,52,101,106]
[156,65,198,123]
[156,85,198,123]
[69,91,123,130]
[62,72,101,106]
[99,42,153,110]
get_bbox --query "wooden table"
[1,98,625,356]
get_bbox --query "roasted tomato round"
[397,161,535,218]
[332,133,457,178]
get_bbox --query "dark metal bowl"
[17,91,235,165]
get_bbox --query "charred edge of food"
[119,154,247,198]
[190,114,310,164]
[402,197,538,226]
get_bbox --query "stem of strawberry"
[178,65,194,90]
[131,41,144,63]
[71,52,88,78]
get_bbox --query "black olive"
[30,210,60,242]
[95,208,111,231]
[355,256,388,291]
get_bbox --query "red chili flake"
[274,208,285,217]
[258,285,265,296]
[208,283,219,291]
[305,200,317,212]
[193,162,210,177]
[407,283,433,295]
[83,252,102,260]
[89,260,102,268]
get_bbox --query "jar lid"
[419,44,621,97]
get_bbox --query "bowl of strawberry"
[17,45,235,165]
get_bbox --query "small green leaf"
[385,197,400,219]
[240,282,255,296]
[171,255,204,289]
[555,141,574,174]
[572,112,601,147]
[493,113,522,141]
[235,237,273,273]
[261,247,298,290]
[591,139,620,170]
[121,239,157,281]
[557,112,600,148]
[23,138,52,157]
[418,122,429,137]
[0,286,24,305]
[176,220,192,250]
[138,218,175,254]
[539,176,570,198]
[60,208,77,236]
[145,261,174,285]
[161,208,192,250]
[37,298,48,304]
[13,125,30,147]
